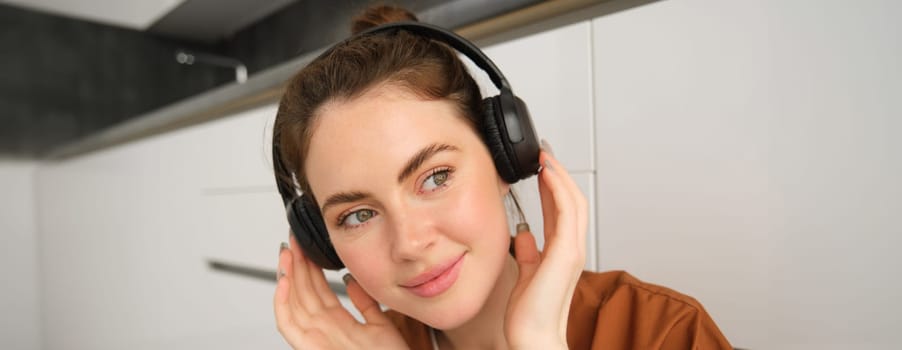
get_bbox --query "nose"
[389,209,438,262]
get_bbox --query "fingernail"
[540,139,555,156]
[342,273,353,285]
[516,223,531,232]
[543,159,554,172]
[280,242,289,253]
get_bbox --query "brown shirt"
[384,270,732,349]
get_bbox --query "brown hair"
[274,5,483,201]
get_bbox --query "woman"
[272,5,732,350]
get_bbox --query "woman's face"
[304,84,512,329]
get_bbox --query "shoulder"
[567,270,732,349]
[573,270,706,311]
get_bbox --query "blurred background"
[1,0,900,349]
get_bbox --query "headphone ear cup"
[482,97,519,183]
[286,195,344,270]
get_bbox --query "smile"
[401,253,466,298]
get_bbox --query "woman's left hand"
[504,147,588,350]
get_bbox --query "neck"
[435,255,519,350]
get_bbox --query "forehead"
[304,86,478,197]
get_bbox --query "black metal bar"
[206,259,347,296]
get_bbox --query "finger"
[545,151,587,226]
[539,153,588,316]
[307,258,342,309]
[290,234,325,313]
[514,228,573,332]
[535,148,586,333]
[537,154,557,249]
[537,152,583,267]
[344,274,390,326]
[294,232,341,308]
[538,151,574,245]
[275,242,291,304]
[274,243,305,347]
[513,230,541,285]
[543,153,589,252]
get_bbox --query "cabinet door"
[591,3,769,347]
[196,104,279,190]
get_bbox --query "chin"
[418,292,483,330]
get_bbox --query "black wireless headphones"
[272,21,540,270]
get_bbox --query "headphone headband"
[345,21,512,93]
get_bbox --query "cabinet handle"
[206,259,347,296]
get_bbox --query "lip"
[401,253,465,298]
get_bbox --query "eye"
[338,209,377,228]
[421,167,453,193]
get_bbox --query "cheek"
[332,239,393,297]
[436,174,511,247]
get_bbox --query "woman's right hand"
[274,235,409,350]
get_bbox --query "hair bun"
[351,5,419,35]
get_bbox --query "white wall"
[592,0,901,349]
[0,161,42,350]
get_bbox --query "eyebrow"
[396,143,458,184]
[319,143,458,214]
[320,191,371,214]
